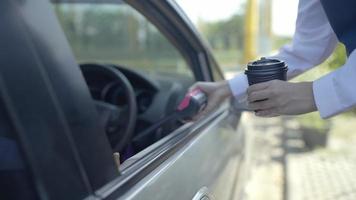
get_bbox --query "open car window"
[53,0,196,171]
[54,2,193,78]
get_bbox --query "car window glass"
[54,3,193,78]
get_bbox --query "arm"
[190,0,340,119]
[229,0,338,100]
[274,0,338,79]
[313,50,356,118]
[247,51,356,119]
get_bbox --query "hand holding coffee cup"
[245,57,288,85]
[246,57,288,114]
[246,58,316,117]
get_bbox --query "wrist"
[227,74,249,100]
[303,82,317,112]
[217,80,232,99]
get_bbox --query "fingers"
[247,81,270,95]
[247,80,284,96]
[191,108,208,121]
[188,81,230,121]
[248,99,275,110]
[255,109,280,118]
[247,80,282,110]
[188,82,200,92]
[191,99,216,121]
[246,80,289,118]
[247,90,270,102]
[189,81,209,92]
[191,92,222,121]
[192,111,206,121]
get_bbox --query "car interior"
[54,2,196,162]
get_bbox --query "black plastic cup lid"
[248,74,286,82]
[247,75,286,81]
[247,57,286,71]
[246,66,288,74]
[245,68,287,76]
[245,57,288,85]
[249,76,285,82]
[248,74,285,80]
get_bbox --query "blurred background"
[177,0,356,200]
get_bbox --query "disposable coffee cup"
[245,57,288,85]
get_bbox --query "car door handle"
[192,187,214,200]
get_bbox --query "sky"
[176,0,299,37]
[272,0,298,36]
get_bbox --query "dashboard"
[81,64,195,147]
[87,66,158,115]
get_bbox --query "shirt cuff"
[313,74,340,118]
[228,73,249,101]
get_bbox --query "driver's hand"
[189,81,232,120]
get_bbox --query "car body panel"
[117,110,244,200]
[0,0,248,199]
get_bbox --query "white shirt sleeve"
[272,0,338,79]
[313,50,356,118]
[228,0,339,108]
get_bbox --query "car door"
[0,0,247,199]
[83,1,246,200]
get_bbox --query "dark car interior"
[81,63,194,158]
[53,2,196,160]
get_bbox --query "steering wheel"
[80,63,137,152]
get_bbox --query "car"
[0,0,249,199]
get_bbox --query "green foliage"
[325,43,347,71]
[272,36,291,50]
[54,4,191,76]
[197,14,245,68]
[198,14,245,51]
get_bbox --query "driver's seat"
[0,0,117,199]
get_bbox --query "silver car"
[0,0,250,199]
